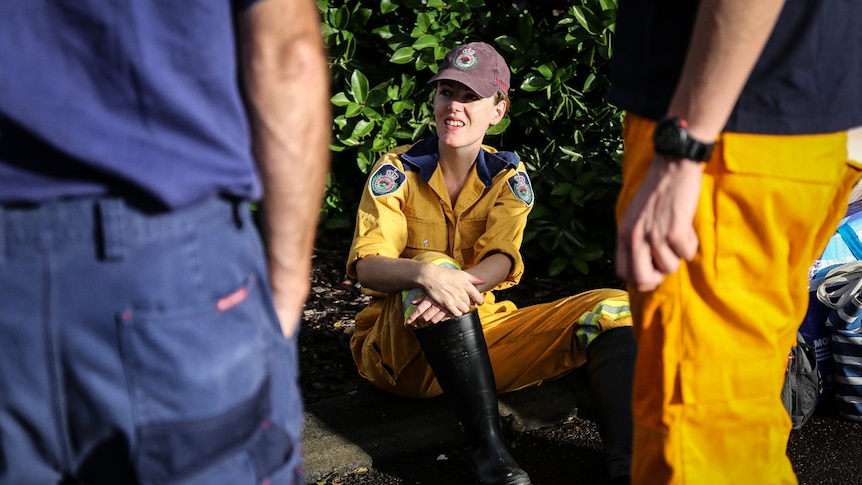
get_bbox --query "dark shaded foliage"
[318,0,623,277]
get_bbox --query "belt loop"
[0,206,6,266]
[231,197,245,229]
[96,199,125,261]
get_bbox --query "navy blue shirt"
[0,0,261,209]
[606,0,862,135]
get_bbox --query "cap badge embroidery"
[454,47,478,70]
[370,163,406,197]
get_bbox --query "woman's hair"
[494,90,511,115]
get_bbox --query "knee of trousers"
[574,291,633,350]
[401,252,461,326]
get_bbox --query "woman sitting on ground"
[346,42,636,485]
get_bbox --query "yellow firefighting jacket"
[346,135,535,295]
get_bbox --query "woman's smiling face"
[433,80,506,151]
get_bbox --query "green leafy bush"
[319,0,623,277]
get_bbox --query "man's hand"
[615,0,786,293]
[616,156,704,291]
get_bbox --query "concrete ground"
[301,377,862,484]
[302,378,587,484]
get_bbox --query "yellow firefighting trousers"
[616,114,861,485]
[350,254,632,399]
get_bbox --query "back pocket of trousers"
[116,273,271,482]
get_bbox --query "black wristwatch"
[652,116,715,162]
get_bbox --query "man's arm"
[668,0,786,142]
[616,0,785,291]
[239,0,331,337]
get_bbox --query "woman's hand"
[406,265,485,324]
[405,295,454,325]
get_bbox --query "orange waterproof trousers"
[616,114,861,485]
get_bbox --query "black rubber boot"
[413,311,531,485]
[586,326,637,484]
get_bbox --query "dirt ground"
[299,237,862,485]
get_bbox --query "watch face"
[654,119,686,155]
[653,117,715,161]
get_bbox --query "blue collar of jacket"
[399,135,520,188]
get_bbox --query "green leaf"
[351,8,373,28]
[391,47,416,64]
[372,24,396,40]
[548,257,569,277]
[599,0,617,12]
[332,115,348,130]
[416,13,432,32]
[345,102,363,118]
[331,5,350,30]
[598,38,612,60]
[526,97,547,109]
[581,170,599,185]
[379,117,398,138]
[572,258,589,275]
[361,106,381,119]
[559,146,583,160]
[380,0,398,14]
[551,182,573,196]
[579,247,605,262]
[486,117,510,136]
[352,119,375,138]
[366,86,391,108]
[449,3,471,16]
[372,136,391,151]
[536,63,555,79]
[520,75,551,92]
[394,129,414,140]
[400,75,416,97]
[331,92,351,107]
[357,151,374,172]
[411,123,427,140]
[568,185,585,203]
[571,7,596,35]
[413,34,439,50]
[337,134,360,147]
[495,35,522,53]
[583,72,597,93]
[350,70,369,103]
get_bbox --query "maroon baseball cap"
[428,42,511,98]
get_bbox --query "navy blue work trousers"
[0,196,303,484]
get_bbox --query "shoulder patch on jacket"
[369,163,406,197]
[507,171,534,206]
